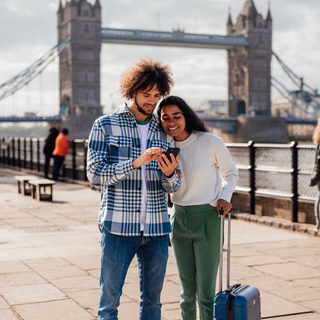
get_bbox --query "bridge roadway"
[101,28,249,49]
[0,116,61,123]
[0,167,320,319]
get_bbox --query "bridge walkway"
[0,167,319,319]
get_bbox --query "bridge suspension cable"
[272,75,320,111]
[0,38,70,102]
[272,51,320,118]
[271,76,317,117]
[272,51,319,97]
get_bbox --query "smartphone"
[163,147,180,163]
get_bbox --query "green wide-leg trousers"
[170,204,221,320]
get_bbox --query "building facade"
[57,0,103,136]
[227,0,272,117]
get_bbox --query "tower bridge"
[55,0,273,137]
[3,0,316,141]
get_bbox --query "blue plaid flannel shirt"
[87,104,181,236]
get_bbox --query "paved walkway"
[0,167,320,320]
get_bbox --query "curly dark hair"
[119,57,174,99]
[157,96,209,133]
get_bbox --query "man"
[87,58,181,320]
[52,128,70,181]
[43,125,62,178]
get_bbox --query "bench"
[14,175,39,195]
[29,179,56,201]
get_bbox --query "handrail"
[0,138,317,221]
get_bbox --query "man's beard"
[135,97,152,116]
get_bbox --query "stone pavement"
[0,167,320,320]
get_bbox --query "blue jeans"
[98,228,169,320]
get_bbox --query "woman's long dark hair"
[157,96,209,134]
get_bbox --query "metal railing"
[226,141,316,222]
[0,137,317,222]
[0,137,88,182]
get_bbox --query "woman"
[157,96,238,320]
[311,117,320,231]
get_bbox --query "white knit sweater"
[171,132,238,207]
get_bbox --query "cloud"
[0,0,319,117]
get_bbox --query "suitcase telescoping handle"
[218,208,231,293]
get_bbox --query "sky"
[0,0,319,117]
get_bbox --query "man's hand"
[157,153,179,177]
[175,168,182,178]
[217,199,232,217]
[132,147,164,169]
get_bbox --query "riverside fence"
[0,137,317,223]
[0,137,88,182]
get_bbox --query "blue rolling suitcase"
[214,211,261,320]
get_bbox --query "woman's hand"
[132,147,164,169]
[157,153,180,177]
[217,199,232,217]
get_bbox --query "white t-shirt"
[136,121,150,231]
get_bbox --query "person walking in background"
[87,58,181,320]
[310,117,320,231]
[157,96,238,320]
[52,128,70,181]
[43,125,62,178]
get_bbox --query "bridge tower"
[227,0,272,117]
[57,0,103,138]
